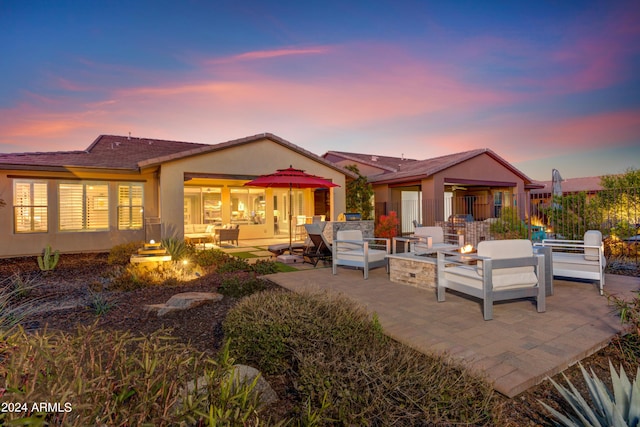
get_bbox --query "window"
[59,182,109,231]
[230,187,265,225]
[13,180,48,233]
[118,183,144,230]
[184,187,222,225]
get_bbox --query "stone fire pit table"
[387,252,439,291]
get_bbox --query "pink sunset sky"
[1,1,639,180]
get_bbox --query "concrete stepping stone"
[145,292,222,316]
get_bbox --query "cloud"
[0,32,638,176]
[207,46,331,64]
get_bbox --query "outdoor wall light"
[150,239,155,244]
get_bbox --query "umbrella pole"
[288,183,293,254]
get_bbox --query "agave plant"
[161,237,190,260]
[539,360,640,426]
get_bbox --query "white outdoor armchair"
[437,239,546,320]
[534,230,606,295]
[332,230,390,279]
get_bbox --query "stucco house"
[0,133,350,258]
[324,149,543,234]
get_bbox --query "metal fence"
[375,187,640,264]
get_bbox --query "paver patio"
[267,266,640,397]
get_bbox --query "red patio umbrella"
[244,166,339,254]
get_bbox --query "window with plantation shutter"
[58,182,109,231]
[13,180,48,233]
[117,183,144,230]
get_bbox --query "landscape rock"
[230,364,278,406]
[144,291,222,316]
[180,364,277,410]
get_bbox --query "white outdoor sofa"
[332,230,390,279]
[534,230,606,295]
[412,226,464,254]
[437,239,546,321]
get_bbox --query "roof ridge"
[0,149,88,156]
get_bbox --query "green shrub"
[0,326,264,426]
[193,248,232,268]
[250,259,279,275]
[108,241,144,265]
[109,261,202,291]
[223,290,497,425]
[490,206,527,239]
[217,257,251,273]
[539,360,640,427]
[218,273,268,298]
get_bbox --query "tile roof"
[0,135,206,171]
[367,148,537,185]
[323,151,418,173]
[530,176,604,194]
[0,133,355,177]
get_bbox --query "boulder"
[144,292,222,316]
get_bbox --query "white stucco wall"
[159,138,346,240]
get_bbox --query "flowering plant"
[375,211,399,238]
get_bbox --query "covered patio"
[266,266,639,397]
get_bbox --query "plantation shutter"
[59,182,109,231]
[14,180,48,233]
[117,183,143,229]
[59,183,84,230]
[86,184,109,230]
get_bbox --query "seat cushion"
[414,226,444,244]
[445,265,537,290]
[476,239,537,285]
[336,230,364,251]
[583,230,603,261]
[337,248,387,263]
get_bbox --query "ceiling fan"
[450,185,467,191]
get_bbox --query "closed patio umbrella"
[552,168,563,210]
[244,166,339,254]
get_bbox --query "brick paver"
[267,266,639,397]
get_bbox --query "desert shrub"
[223,290,498,425]
[218,272,269,298]
[0,275,43,334]
[107,241,144,265]
[193,248,232,268]
[0,326,264,426]
[87,290,117,315]
[250,259,279,275]
[609,290,640,337]
[162,237,194,260]
[539,360,640,427]
[217,256,251,273]
[8,271,40,299]
[109,261,202,291]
